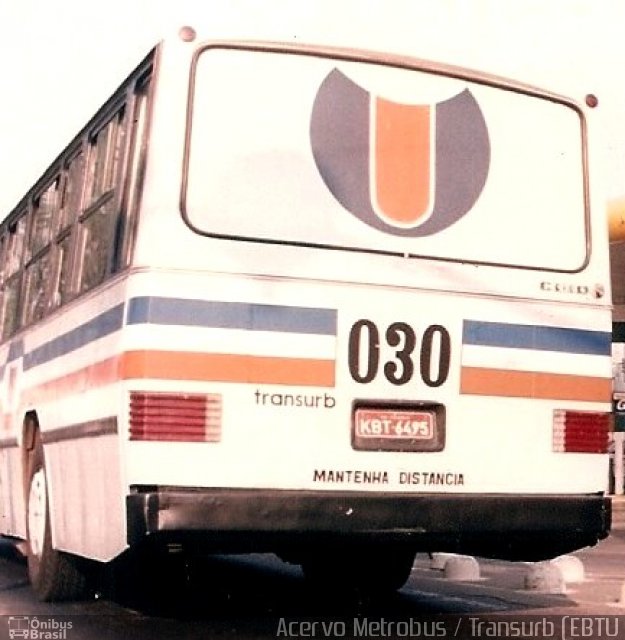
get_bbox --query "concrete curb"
[524,562,566,594]
[550,555,585,583]
[443,555,481,581]
[430,553,458,571]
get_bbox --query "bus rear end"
[124,38,611,593]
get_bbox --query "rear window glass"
[183,47,587,272]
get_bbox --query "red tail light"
[553,410,611,453]
[129,392,222,442]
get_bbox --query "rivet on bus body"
[179,26,197,42]
[585,94,598,108]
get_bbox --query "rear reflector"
[130,392,222,442]
[553,409,610,453]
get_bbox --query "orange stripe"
[19,351,335,408]
[22,356,121,406]
[120,351,335,387]
[375,98,430,223]
[460,367,611,402]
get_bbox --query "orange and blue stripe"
[460,320,612,402]
[11,298,338,409]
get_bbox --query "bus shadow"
[0,536,30,594]
[0,537,27,564]
[0,541,576,620]
[102,552,575,621]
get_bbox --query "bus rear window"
[183,47,587,272]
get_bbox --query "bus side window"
[58,149,84,232]
[22,178,59,326]
[77,107,127,293]
[1,215,27,339]
[50,150,85,309]
[118,73,151,270]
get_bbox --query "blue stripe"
[8,340,24,362]
[126,297,337,336]
[0,340,24,380]
[23,304,125,371]
[463,320,611,356]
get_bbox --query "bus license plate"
[353,407,439,451]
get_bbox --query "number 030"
[348,320,451,387]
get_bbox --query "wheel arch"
[21,410,40,499]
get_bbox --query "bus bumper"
[126,487,610,561]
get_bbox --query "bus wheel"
[26,434,89,601]
[301,545,415,597]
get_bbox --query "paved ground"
[1,533,625,639]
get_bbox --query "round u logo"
[310,69,490,236]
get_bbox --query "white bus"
[0,26,613,601]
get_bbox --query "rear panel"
[122,272,611,495]
[122,40,611,558]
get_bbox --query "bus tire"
[26,434,89,601]
[301,544,415,596]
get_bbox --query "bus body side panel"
[14,277,130,561]
[0,340,29,539]
[0,445,26,538]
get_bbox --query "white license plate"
[355,409,434,439]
